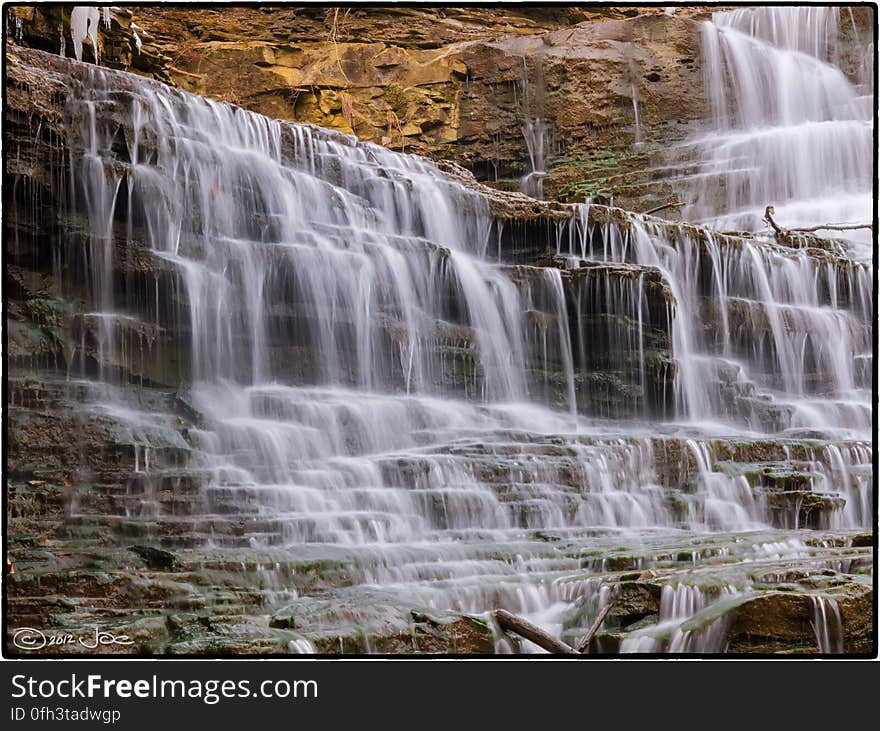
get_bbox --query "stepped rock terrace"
[3,4,875,658]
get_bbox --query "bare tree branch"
[575,602,613,653]
[763,204,871,238]
[787,222,872,233]
[643,200,684,216]
[494,609,578,654]
[763,205,784,235]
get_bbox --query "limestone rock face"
[139,6,713,209]
[7,4,873,211]
[5,5,716,210]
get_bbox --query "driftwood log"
[763,204,871,238]
[495,609,578,654]
[643,200,684,216]
[495,603,613,655]
[575,602,613,653]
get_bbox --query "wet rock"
[406,613,496,654]
[727,583,873,655]
[608,581,662,626]
[762,491,845,530]
[727,591,813,649]
[6,5,171,82]
[271,600,493,654]
[129,545,179,571]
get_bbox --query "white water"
[518,57,551,199]
[810,594,844,653]
[620,583,741,653]
[684,7,873,258]
[631,83,643,146]
[628,46,644,147]
[521,117,550,199]
[557,209,872,437]
[44,4,872,655]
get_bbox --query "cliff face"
[130,7,709,179]
[4,45,676,418]
[8,4,872,211]
[5,5,714,211]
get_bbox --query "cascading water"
[683,7,873,258]
[619,582,741,653]
[810,594,844,653]
[7,3,872,656]
[521,117,550,199]
[66,62,817,549]
[557,211,873,437]
[518,58,551,199]
[627,46,644,147]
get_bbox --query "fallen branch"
[763,205,785,236]
[787,222,872,233]
[643,200,684,216]
[763,204,871,238]
[575,602,613,653]
[494,609,578,654]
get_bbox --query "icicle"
[70,6,100,64]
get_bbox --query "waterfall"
[78,72,544,403]
[58,63,870,545]
[627,46,644,147]
[8,10,871,654]
[520,117,550,199]
[564,211,872,434]
[684,6,873,258]
[630,84,642,147]
[810,594,844,653]
[518,57,551,199]
[620,583,741,653]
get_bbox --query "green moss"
[383,84,409,116]
[549,145,654,203]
